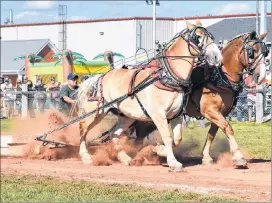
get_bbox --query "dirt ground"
[1,111,271,202]
[1,156,271,202]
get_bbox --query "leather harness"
[89,26,216,121]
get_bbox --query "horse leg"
[201,123,218,165]
[150,114,183,172]
[204,109,246,167]
[104,116,135,165]
[79,112,108,164]
[153,116,183,157]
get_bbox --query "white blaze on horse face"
[205,42,223,66]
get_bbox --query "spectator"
[1,78,14,119]
[0,77,7,119]
[34,77,46,113]
[22,75,28,84]
[45,76,61,110]
[26,80,36,118]
[15,79,22,116]
[236,87,249,122]
[59,73,79,116]
[245,74,257,122]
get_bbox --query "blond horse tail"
[70,74,103,116]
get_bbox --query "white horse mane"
[71,74,103,115]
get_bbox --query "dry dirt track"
[1,157,271,202]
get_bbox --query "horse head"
[242,31,269,75]
[184,19,223,66]
[222,30,269,83]
[164,20,222,81]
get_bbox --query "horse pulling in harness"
[34,21,221,171]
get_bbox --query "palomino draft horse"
[131,30,269,168]
[74,20,222,172]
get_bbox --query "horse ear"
[195,19,202,26]
[186,20,194,30]
[248,31,257,40]
[260,31,269,40]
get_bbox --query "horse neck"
[165,37,195,80]
[221,39,245,82]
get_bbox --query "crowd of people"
[0,71,270,122]
[0,73,89,119]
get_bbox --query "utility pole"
[256,0,267,123]
[58,5,67,51]
[256,0,259,34]
[145,0,160,57]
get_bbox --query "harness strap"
[95,77,105,118]
[128,68,144,97]
[135,94,150,118]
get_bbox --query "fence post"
[21,84,28,119]
[256,84,264,123]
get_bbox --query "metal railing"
[112,49,155,68]
[1,84,271,123]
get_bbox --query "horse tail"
[70,74,103,116]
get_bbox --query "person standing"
[15,79,22,116]
[34,77,46,113]
[26,80,36,118]
[45,76,61,110]
[59,73,79,116]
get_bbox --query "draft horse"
[74,20,222,172]
[131,30,269,168]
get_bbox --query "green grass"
[179,121,271,160]
[0,174,239,202]
[0,119,14,133]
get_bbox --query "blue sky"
[1,1,271,24]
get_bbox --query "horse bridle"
[241,35,269,75]
[161,26,215,64]
[184,26,215,59]
[150,25,216,92]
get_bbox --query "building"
[1,39,58,86]
[207,16,272,43]
[1,13,271,69]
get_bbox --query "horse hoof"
[118,151,132,166]
[233,158,247,169]
[169,165,184,172]
[81,154,93,165]
[168,162,184,172]
[129,158,143,166]
[202,158,213,166]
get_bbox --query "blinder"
[247,46,254,59]
[241,35,269,74]
[260,42,269,57]
[245,40,269,60]
[188,26,215,47]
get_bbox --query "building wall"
[136,19,173,51]
[66,20,137,60]
[174,18,224,33]
[0,21,137,61]
[37,44,57,62]
[1,25,59,47]
[1,15,265,62]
